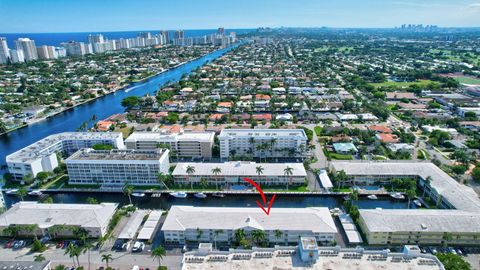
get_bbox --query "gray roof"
[66,148,168,161]
[219,129,307,139]
[125,131,215,143]
[161,206,337,233]
[0,261,50,270]
[0,202,118,229]
[173,162,307,177]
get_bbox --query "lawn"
[264,184,309,192]
[455,76,480,85]
[43,175,68,189]
[115,126,133,139]
[314,126,322,136]
[369,79,440,89]
[329,153,353,160]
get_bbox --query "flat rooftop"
[125,131,215,143]
[66,148,168,161]
[173,162,307,177]
[6,132,123,163]
[162,206,337,233]
[0,261,51,270]
[0,202,117,229]
[219,128,307,139]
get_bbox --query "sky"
[1,0,480,33]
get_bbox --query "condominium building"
[125,131,215,160]
[61,41,87,56]
[87,34,104,44]
[172,162,307,186]
[218,129,308,160]
[0,202,117,238]
[15,38,38,61]
[162,206,337,245]
[6,132,125,179]
[36,45,57,60]
[8,49,24,63]
[65,148,170,186]
[0,37,9,64]
[330,161,480,246]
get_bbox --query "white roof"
[219,129,307,139]
[162,206,337,233]
[137,210,163,240]
[0,202,117,229]
[319,170,333,189]
[173,162,307,177]
[118,210,149,239]
[125,131,214,143]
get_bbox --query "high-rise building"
[0,37,10,64]
[9,49,24,63]
[61,41,87,56]
[36,45,57,60]
[119,38,131,49]
[175,30,185,39]
[15,38,38,61]
[138,32,152,39]
[88,34,104,44]
[55,47,67,58]
[159,30,170,43]
[217,27,225,35]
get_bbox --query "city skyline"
[1,0,479,33]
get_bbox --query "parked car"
[112,239,124,251]
[122,241,131,251]
[56,241,64,249]
[182,245,188,253]
[13,240,26,249]
[5,240,15,248]
[40,235,51,244]
[132,241,145,253]
[430,247,438,255]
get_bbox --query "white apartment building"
[125,131,215,160]
[65,148,170,186]
[172,162,307,186]
[162,206,337,245]
[6,132,125,180]
[0,37,9,64]
[15,38,38,61]
[218,129,308,160]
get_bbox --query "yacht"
[390,192,405,200]
[151,193,161,198]
[170,191,187,198]
[367,194,378,200]
[194,192,207,199]
[413,199,422,207]
[132,192,145,198]
[212,192,225,198]
[5,189,18,195]
[28,190,43,196]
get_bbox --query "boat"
[169,192,187,198]
[413,199,422,207]
[194,192,207,199]
[367,194,378,200]
[5,189,18,195]
[151,193,161,198]
[132,192,145,198]
[390,192,405,200]
[28,190,43,196]
[212,192,225,198]
[343,196,351,201]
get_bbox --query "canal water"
[0,44,239,170]
[2,192,413,211]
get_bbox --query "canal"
[0,44,239,170]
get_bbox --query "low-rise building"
[0,202,117,238]
[219,129,307,160]
[65,148,169,186]
[172,162,306,186]
[6,132,125,180]
[0,261,51,270]
[162,206,337,245]
[125,131,214,160]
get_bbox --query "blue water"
[0,44,240,169]
[0,29,253,47]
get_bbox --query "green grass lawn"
[263,185,309,192]
[314,126,322,136]
[43,175,68,189]
[329,153,353,160]
[369,79,440,89]
[455,76,480,85]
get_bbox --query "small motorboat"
[5,189,18,195]
[367,194,378,200]
[413,199,422,207]
[132,192,145,198]
[151,193,161,198]
[170,191,187,198]
[212,192,225,198]
[390,192,405,200]
[28,190,43,196]
[194,192,207,199]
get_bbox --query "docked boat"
[170,192,187,198]
[151,193,161,198]
[132,192,145,198]
[413,199,422,207]
[194,192,207,199]
[367,194,378,200]
[5,189,18,195]
[390,192,405,200]
[28,190,43,196]
[212,192,225,198]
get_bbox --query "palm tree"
[83,241,95,270]
[65,243,81,267]
[422,176,432,197]
[234,229,245,244]
[312,168,320,190]
[406,188,416,209]
[336,170,348,188]
[17,187,28,201]
[213,229,224,250]
[274,229,283,244]
[101,254,113,268]
[123,183,133,205]
[284,166,294,191]
[34,254,46,262]
[211,167,222,190]
[256,166,264,182]
[151,246,166,268]
[269,138,277,156]
[349,189,359,203]
[186,165,196,190]
[251,230,266,246]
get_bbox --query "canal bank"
[0,43,242,172]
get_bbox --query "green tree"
[17,187,28,201]
[86,197,98,204]
[34,254,46,262]
[82,241,95,270]
[283,166,293,191]
[151,246,166,268]
[251,230,266,246]
[65,243,81,267]
[121,96,140,109]
[123,183,134,205]
[472,166,480,182]
[211,167,222,190]
[406,188,417,209]
[186,165,196,190]
[274,229,283,243]
[436,253,472,270]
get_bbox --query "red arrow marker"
[243,177,277,215]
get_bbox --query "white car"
[132,241,145,252]
[122,241,131,251]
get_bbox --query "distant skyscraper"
[37,45,57,60]
[217,27,225,35]
[138,32,152,39]
[88,34,104,44]
[0,37,10,64]
[61,41,87,56]
[175,30,185,39]
[160,30,170,43]
[15,38,38,61]
[9,49,24,63]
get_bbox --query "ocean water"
[0,29,253,47]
